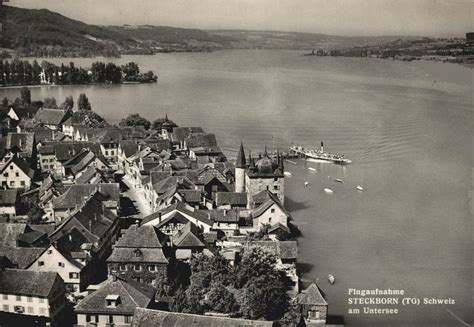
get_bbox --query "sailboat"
[356,171,364,191]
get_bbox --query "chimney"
[158,212,162,223]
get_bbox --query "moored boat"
[324,188,334,194]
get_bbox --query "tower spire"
[236,141,246,168]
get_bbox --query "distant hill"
[1,4,424,57]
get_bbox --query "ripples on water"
[1,51,472,326]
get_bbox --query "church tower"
[235,141,246,193]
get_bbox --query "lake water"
[1,51,472,326]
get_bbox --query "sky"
[6,0,473,37]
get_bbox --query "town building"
[235,143,285,205]
[0,189,20,216]
[0,154,35,189]
[75,275,156,327]
[0,269,66,327]
[107,225,171,284]
[297,283,328,325]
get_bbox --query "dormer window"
[105,295,120,308]
[134,249,142,257]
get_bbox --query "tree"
[61,95,74,110]
[77,93,91,110]
[122,62,140,81]
[119,113,151,129]
[205,284,238,313]
[43,97,58,109]
[20,87,31,106]
[240,274,289,320]
[234,246,279,288]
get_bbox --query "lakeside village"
[0,89,337,327]
[306,32,474,65]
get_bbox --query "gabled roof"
[115,225,167,249]
[75,277,156,315]
[0,189,19,205]
[246,241,298,261]
[207,209,240,223]
[119,140,139,157]
[33,108,68,126]
[0,154,35,178]
[186,133,222,154]
[107,247,169,264]
[0,269,61,298]
[0,246,46,269]
[178,190,202,203]
[51,191,117,245]
[215,192,247,207]
[252,191,289,219]
[42,142,101,162]
[142,203,214,228]
[171,127,204,144]
[76,166,108,184]
[173,222,206,248]
[52,183,120,210]
[132,308,275,327]
[298,283,328,306]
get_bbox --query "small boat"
[356,185,364,191]
[285,159,297,165]
[335,178,343,183]
[328,274,335,284]
[324,188,333,194]
[284,171,292,177]
[304,181,310,187]
[308,167,316,172]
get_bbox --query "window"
[3,173,8,177]
[58,262,65,267]
[134,264,141,271]
[148,265,155,272]
[2,294,8,300]
[10,181,14,187]
[38,298,44,303]
[269,217,272,223]
[47,249,53,254]
[124,316,132,323]
[15,172,19,177]
[119,264,127,271]
[27,307,34,313]
[38,261,44,266]
[271,208,275,213]
[16,295,21,301]
[108,315,114,323]
[105,151,109,156]
[2,305,8,311]
[69,272,79,279]
[273,185,279,190]
[9,166,13,170]
[274,177,278,182]
[39,308,47,315]
[27,297,32,303]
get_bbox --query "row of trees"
[119,113,177,131]
[157,247,292,322]
[2,87,92,112]
[0,59,157,87]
